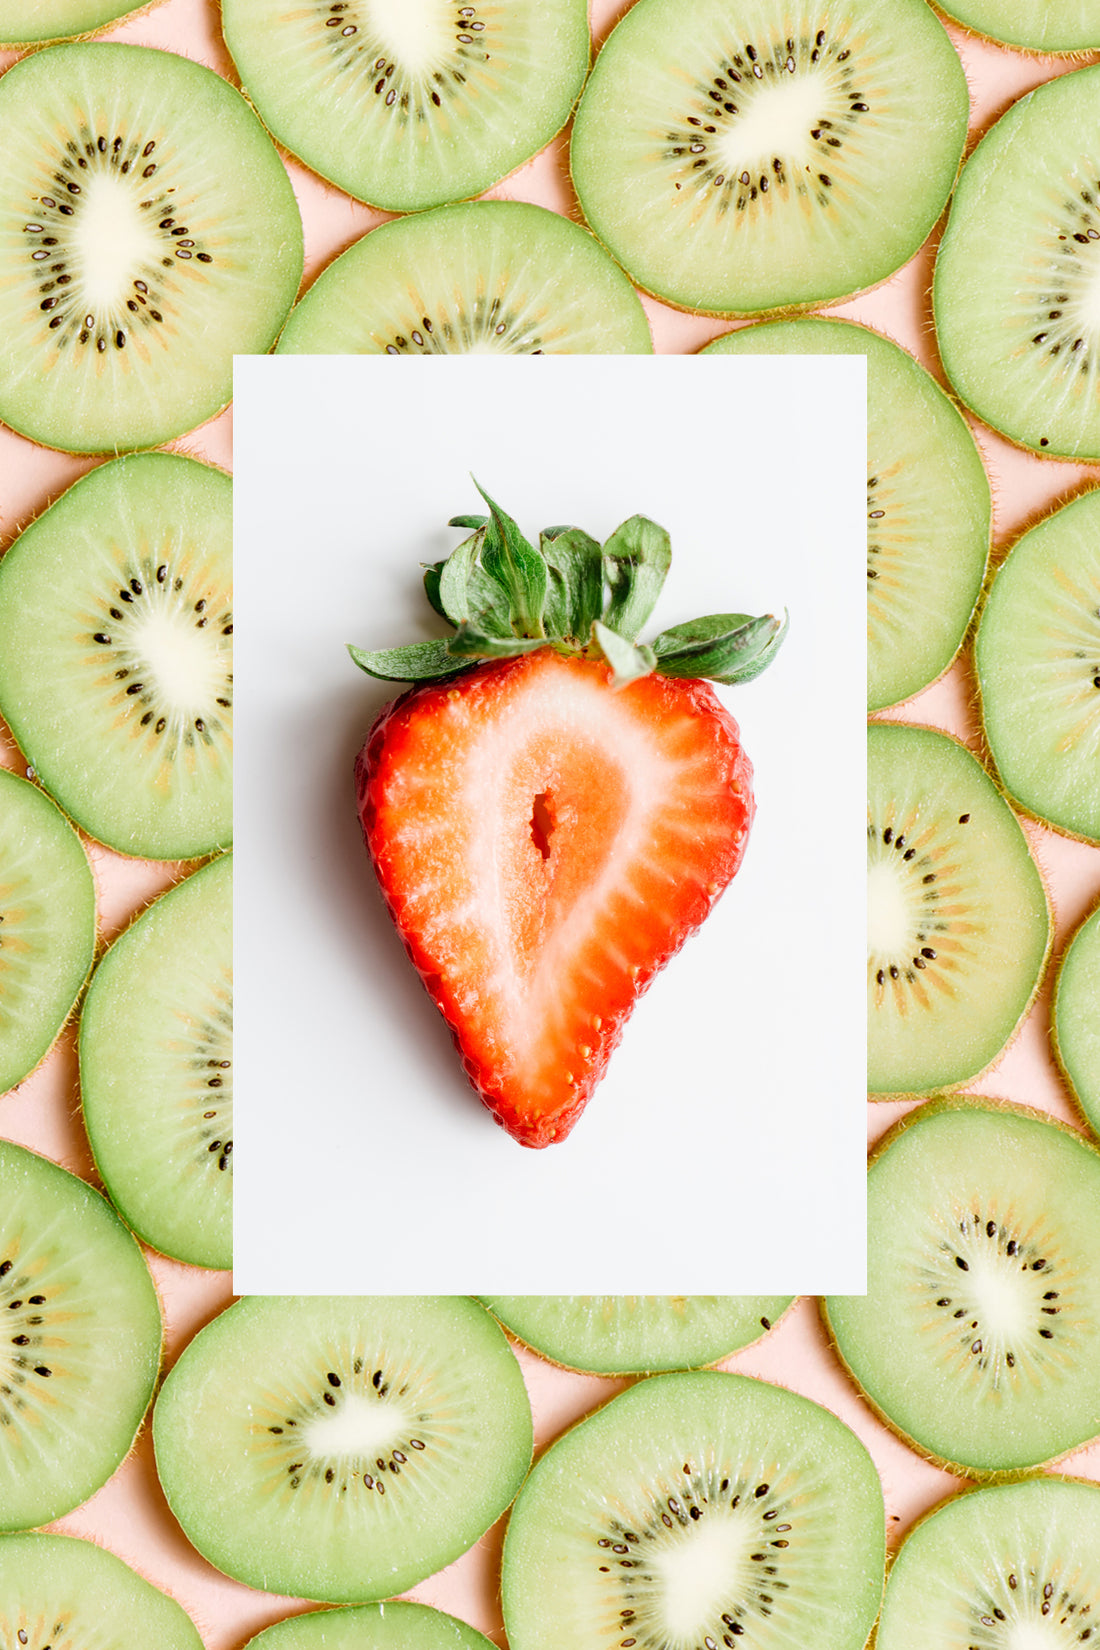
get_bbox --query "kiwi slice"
[0,1,158,45]
[569,0,968,317]
[153,1294,533,1602]
[501,1369,886,1650]
[932,0,1100,56]
[1054,905,1100,1138]
[221,0,590,213]
[705,318,991,710]
[934,66,1100,462]
[275,200,653,355]
[875,1476,1100,1647]
[0,41,302,455]
[245,1602,495,1650]
[867,721,1050,1099]
[0,453,232,861]
[0,1530,202,1648]
[0,1137,162,1530]
[0,767,96,1096]
[479,1295,794,1375]
[825,1098,1100,1477]
[975,489,1100,845]
[79,853,232,1270]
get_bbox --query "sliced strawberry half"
[357,649,754,1147]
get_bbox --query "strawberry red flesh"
[356,648,754,1147]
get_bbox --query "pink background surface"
[1,0,1099,1643]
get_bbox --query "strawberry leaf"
[540,526,603,645]
[653,610,789,684]
[601,516,672,642]
[448,514,489,529]
[448,625,550,661]
[347,639,470,681]
[438,528,514,637]
[473,480,547,638]
[422,560,448,620]
[592,620,657,688]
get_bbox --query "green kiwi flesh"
[934,66,1100,462]
[275,200,653,354]
[0,41,302,454]
[825,1098,1100,1476]
[0,1530,202,1648]
[501,1369,886,1650]
[867,722,1050,1099]
[569,0,968,316]
[706,318,990,711]
[0,1138,162,1530]
[975,489,1100,845]
[79,853,232,1270]
[0,453,232,860]
[221,0,590,213]
[0,1,158,45]
[875,1476,1100,1646]
[245,1602,496,1650]
[932,0,1100,54]
[152,1294,533,1602]
[0,768,96,1095]
[479,1295,794,1375]
[1054,905,1100,1138]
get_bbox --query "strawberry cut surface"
[356,649,754,1147]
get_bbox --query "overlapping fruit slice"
[479,1294,794,1373]
[501,1370,886,1650]
[0,1139,162,1530]
[80,853,232,1271]
[1054,905,1100,1136]
[825,1099,1100,1476]
[0,1532,202,1649]
[245,1602,496,1650]
[153,1295,533,1602]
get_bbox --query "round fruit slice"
[934,66,1100,462]
[80,853,232,1270]
[479,1295,793,1374]
[975,489,1100,844]
[153,1295,533,1602]
[0,0,159,44]
[0,1138,162,1530]
[825,1098,1100,1477]
[275,200,653,355]
[0,1531,202,1648]
[1054,904,1100,1137]
[705,318,990,710]
[0,41,303,454]
[875,1477,1100,1648]
[245,1602,496,1650]
[0,768,96,1095]
[569,0,968,316]
[867,722,1050,1099]
[501,1369,886,1650]
[932,0,1100,55]
[221,0,590,212]
[0,453,232,860]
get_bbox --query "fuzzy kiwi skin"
[823,1096,1100,1480]
[867,720,1053,1102]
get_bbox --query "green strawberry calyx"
[348,482,788,689]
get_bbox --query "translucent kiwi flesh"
[245,1602,496,1650]
[875,1477,1100,1647]
[706,318,990,710]
[0,453,232,860]
[221,0,591,212]
[501,1369,886,1650]
[0,1139,162,1530]
[0,0,157,44]
[0,768,96,1096]
[479,1294,794,1374]
[0,1531,202,1649]
[867,722,1050,1098]
[0,41,302,454]
[570,0,968,315]
[153,1295,533,1602]
[825,1099,1100,1476]
[276,200,653,355]
[1054,905,1100,1138]
[975,488,1100,844]
[79,853,232,1271]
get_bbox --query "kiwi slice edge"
[0,1530,202,1648]
[867,719,1052,1101]
[824,1095,1100,1480]
[243,1600,496,1650]
[1052,901,1100,1139]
